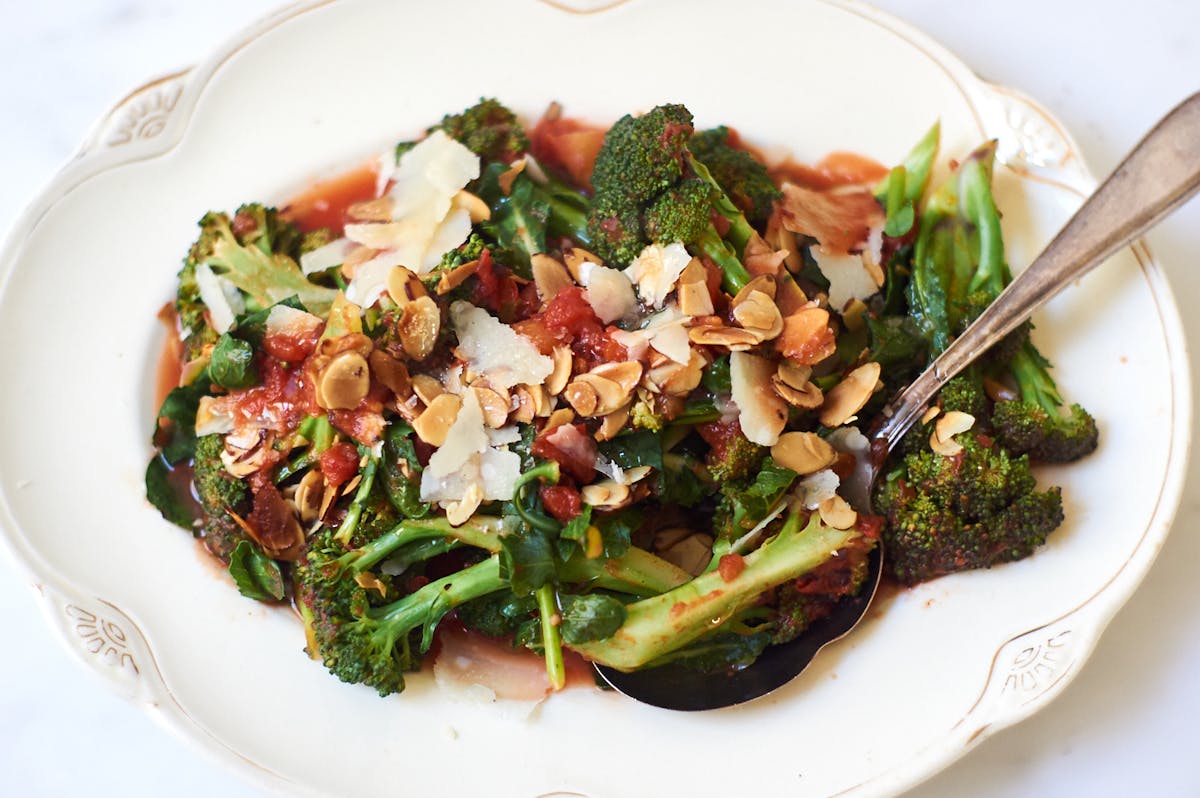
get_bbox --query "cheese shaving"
[451,301,553,390]
[624,242,692,308]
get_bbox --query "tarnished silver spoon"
[595,91,1200,711]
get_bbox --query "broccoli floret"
[992,342,1099,462]
[770,533,874,644]
[703,427,765,484]
[938,369,990,420]
[688,126,781,228]
[432,98,528,165]
[192,434,249,561]
[585,104,756,292]
[569,510,868,670]
[873,433,1064,585]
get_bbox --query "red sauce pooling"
[771,151,890,190]
[280,161,379,235]
[154,304,184,408]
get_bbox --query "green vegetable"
[209,334,258,390]
[228,540,285,601]
[559,593,627,645]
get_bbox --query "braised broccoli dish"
[146,98,1096,700]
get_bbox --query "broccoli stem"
[369,555,506,653]
[276,415,335,483]
[536,584,567,690]
[569,513,859,670]
[1009,340,1065,411]
[333,450,379,545]
[696,230,752,294]
[560,546,691,596]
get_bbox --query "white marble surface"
[2,1,1198,796]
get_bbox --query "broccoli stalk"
[992,342,1099,461]
[332,450,379,545]
[570,511,862,670]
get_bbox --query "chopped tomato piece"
[540,485,583,523]
[529,114,607,189]
[319,442,360,488]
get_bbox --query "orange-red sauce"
[771,151,890,190]
[280,161,379,235]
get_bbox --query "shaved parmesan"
[811,246,880,312]
[730,351,788,446]
[644,305,691,364]
[427,389,489,478]
[795,468,840,509]
[265,305,323,340]
[194,263,244,334]
[624,242,692,308]
[451,301,553,389]
[421,391,523,507]
[610,329,650,361]
[422,207,472,272]
[578,261,637,323]
[299,236,354,275]
[344,252,404,308]
[195,396,236,437]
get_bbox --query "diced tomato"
[510,318,557,355]
[263,328,321,363]
[540,485,583,523]
[538,286,629,368]
[529,114,607,189]
[230,356,320,432]
[856,514,885,539]
[319,441,360,488]
[697,420,741,462]
[470,249,532,322]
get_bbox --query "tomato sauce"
[771,151,890,190]
[280,161,379,235]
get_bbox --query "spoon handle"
[874,91,1200,449]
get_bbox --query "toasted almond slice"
[473,386,510,429]
[445,483,485,527]
[732,290,784,340]
[576,373,631,416]
[562,246,603,280]
[563,379,599,417]
[818,362,882,427]
[546,345,573,396]
[498,159,526,194]
[411,373,444,406]
[531,253,575,301]
[294,469,326,524]
[386,265,427,307]
[776,361,813,390]
[369,350,412,399]
[436,259,480,295]
[921,405,941,425]
[581,480,632,509]
[730,351,789,446]
[510,387,536,424]
[220,430,275,478]
[354,571,389,598]
[771,432,838,475]
[842,298,869,332]
[317,351,370,410]
[677,279,715,317]
[679,256,707,285]
[595,402,632,441]
[523,383,554,417]
[412,393,463,447]
[688,325,763,351]
[772,377,824,409]
[545,407,575,432]
[589,361,643,395]
[931,410,975,456]
[733,274,777,304]
[398,295,440,361]
[347,197,395,222]
[452,190,491,223]
[818,495,858,530]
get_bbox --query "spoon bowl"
[593,90,1200,711]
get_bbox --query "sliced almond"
[562,246,602,281]
[294,469,325,524]
[730,351,789,446]
[677,279,715,317]
[575,373,632,417]
[581,480,632,509]
[473,386,510,429]
[841,298,869,333]
[733,274,777,303]
[452,190,491,223]
[445,482,484,527]
[411,373,444,406]
[545,407,575,431]
[436,258,480,295]
[524,383,553,417]
[771,432,838,475]
[818,495,858,530]
[589,361,643,396]
[498,159,526,194]
[546,345,573,396]
[688,325,763,351]
[595,403,632,441]
[921,405,942,425]
[510,387,536,424]
[646,348,705,396]
[386,265,427,307]
[369,350,412,399]
[412,393,463,447]
[776,361,813,390]
[398,295,440,361]
[563,379,599,417]
[818,362,882,428]
[317,351,370,410]
[776,306,836,365]
[772,378,824,409]
[732,290,784,341]
[930,410,975,456]
[220,429,275,478]
[531,254,575,301]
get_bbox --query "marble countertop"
[2,1,1198,795]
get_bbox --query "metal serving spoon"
[595,91,1200,711]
